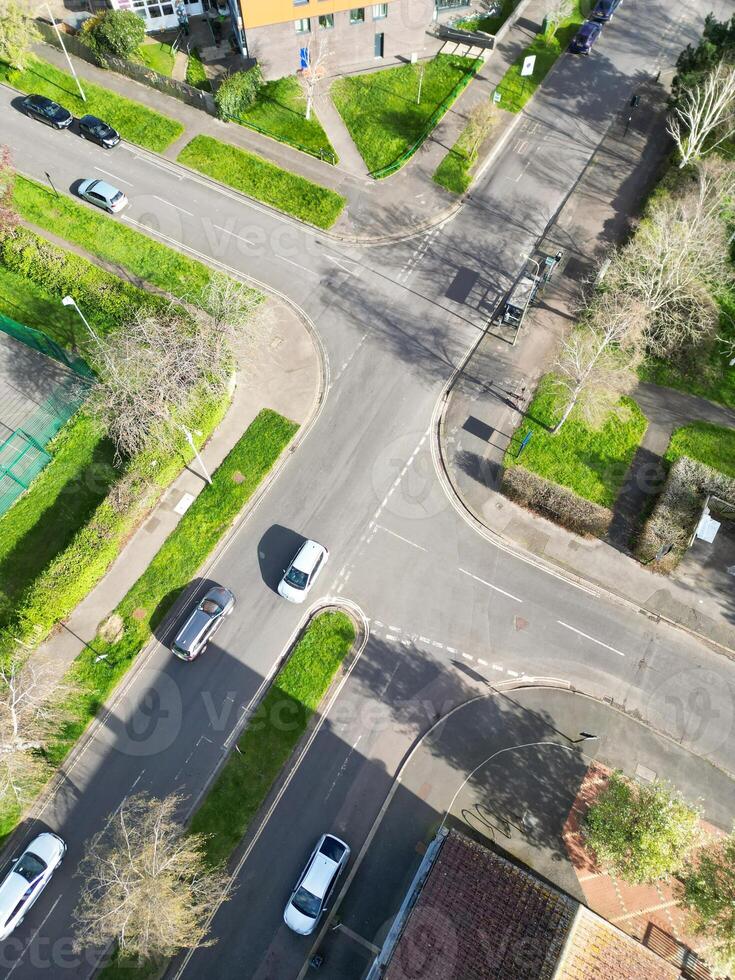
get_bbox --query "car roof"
[174,607,212,649]
[27,94,56,107]
[86,179,119,200]
[301,850,339,900]
[80,114,105,124]
[293,540,325,573]
[0,870,30,919]
[203,585,233,606]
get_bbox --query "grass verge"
[0,55,183,151]
[665,422,735,479]
[236,76,337,163]
[177,135,345,229]
[137,39,175,77]
[13,176,213,301]
[47,409,298,768]
[433,106,501,194]
[185,48,211,92]
[331,54,478,174]
[191,610,356,866]
[505,374,648,507]
[495,4,584,113]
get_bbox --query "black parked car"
[591,0,622,21]
[570,20,602,55]
[78,114,121,149]
[21,94,72,129]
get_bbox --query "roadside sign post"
[517,430,533,457]
[520,54,535,106]
[44,171,59,199]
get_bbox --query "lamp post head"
[61,296,75,307]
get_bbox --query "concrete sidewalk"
[33,295,320,676]
[440,78,735,653]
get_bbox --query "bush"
[0,228,169,336]
[584,770,701,884]
[83,10,146,60]
[185,48,210,92]
[636,456,735,569]
[214,66,264,120]
[502,466,613,537]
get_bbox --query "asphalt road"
[0,0,734,975]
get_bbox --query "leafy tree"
[83,9,145,60]
[672,13,735,106]
[73,793,228,960]
[584,770,701,884]
[214,65,264,120]
[0,0,39,70]
[679,831,735,979]
[0,145,18,238]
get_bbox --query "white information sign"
[521,55,536,77]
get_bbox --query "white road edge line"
[6,896,62,977]
[557,621,626,657]
[458,567,523,602]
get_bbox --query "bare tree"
[553,294,647,432]
[73,792,228,960]
[463,101,498,160]
[545,0,573,34]
[0,655,71,808]
[84,280,260,467]
[0,145,18,238]
[302,34,330,122]
[606,160,735,355]
[668,61,735,169]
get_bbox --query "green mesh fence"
[0,316,93,517]
[0,313,95,379]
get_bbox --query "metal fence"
[0,313,94,380]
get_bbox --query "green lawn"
[47,409,299,769]
[13,177,212,302]
[505,375,648,507]
[177,135,346,229]
[137,38,175,77]
[433,104,501,194]
[458,0,522,35]
[185,47,211,92]
[640,292,735,410]
[237,76,337,163]
[191,610,356,866]
[0,414,117,627]
[665,422,735,478]
[495,4,584,112]
[0,55,183,151]
[331,54,479,175]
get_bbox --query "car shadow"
[258,525,305,594]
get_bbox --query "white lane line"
[94,167,132,186]
[447,646,457,654]
[153,195,194,216]
[277,254,319,275]
[462,653,473,661]
[213,223,256,246]
[418,635,431,644]
[375,524,427,552]
[477,658,488,666]
[386,633,399,641]
[388,625,402,632]
[557,621,626,657]
[324,254,359,276]
[507,669,519,677]
[458,567,523,603]
[6,896,62,977]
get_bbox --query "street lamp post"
[44,4,86,103]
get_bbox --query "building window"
[294,16,310,32]
[349,7,365,23]
[319,13,334,28]
[435,0,470,8]
[373,3,387,18]
[293,0,308,5]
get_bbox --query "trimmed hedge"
[636,456,735,570]
[0,228,168,337]
[502,466,613,538]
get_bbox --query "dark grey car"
[22,95,72,129]
[171,585,235,661]
[78,114,121,148]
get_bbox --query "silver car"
[171,585,235,661]
[284,834,350,935]
[0,833,66,940]
[78,178,128,214]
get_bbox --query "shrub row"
[502,465,613,538]
[636,456,735,571]
[0,228,168,334]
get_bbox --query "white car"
[283,834,350,935]
[78,178,128,214]
[277,539,329,603]
[0,832,66,940]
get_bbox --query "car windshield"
[291,886,321,918]
[200,598,223,615]
[91,121,107,135]
[285,567,308,590]
[14,851,46,883]
[320,838,344,861]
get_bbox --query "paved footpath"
[440,76,735,653]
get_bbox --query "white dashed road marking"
[557,621,626,657]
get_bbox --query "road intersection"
[1,0,734,975]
